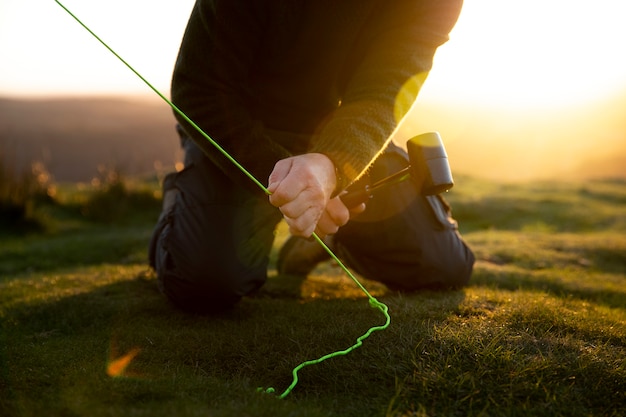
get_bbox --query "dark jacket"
[172,0,462,192]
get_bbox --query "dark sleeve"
[171,0,290,193]
[309,0,463,190]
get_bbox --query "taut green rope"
[54,0,390,399]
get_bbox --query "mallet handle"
[340,167,411,208]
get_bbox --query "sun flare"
[1,0,625,107]
[422,0,626,109]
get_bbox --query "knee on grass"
[379,252,474,292]
[158,258,266,314]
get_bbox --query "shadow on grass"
[400,320,626,416]
[3,265,624,416]
[1,269,468,417]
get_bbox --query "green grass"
[1,176,625,416]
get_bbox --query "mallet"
[340,132,454,208]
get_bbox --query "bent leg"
[149,137,281,313]
[334,143,474,291]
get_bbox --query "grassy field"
[1,175,624,416]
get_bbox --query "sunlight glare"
[0,0,195,97]
[107,346,142,378]
[423,0,626,108]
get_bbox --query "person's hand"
[267,153,350,237]
[315,194,365,236]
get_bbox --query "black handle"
[340,187,372,209]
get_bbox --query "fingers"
[314,197,351,237]
[284,207,320,237]
[267,154,337,237]
[283,197,353,238]
[271,183,325,219]
[272,182,327,237]
[349,202,367,215]
[267,158,296,206]
[268,158,326,209]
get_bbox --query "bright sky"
[424,0,626,108]
[2,0,626,108]
[0,0,195,97]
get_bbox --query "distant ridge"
[0,96,181,182]
[1,93,625,184]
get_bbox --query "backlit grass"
[1,176,624,416]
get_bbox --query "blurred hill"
[0,96,181,182]
[400,92,626,182]
[1,94,625,183]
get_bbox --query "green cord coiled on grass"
[54,0,391,398]
[261,235,391,399]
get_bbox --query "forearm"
[309,0,464,190]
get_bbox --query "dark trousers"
[149,133,474,313]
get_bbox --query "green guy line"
[53,0,266,193]
[54,0,390,399]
